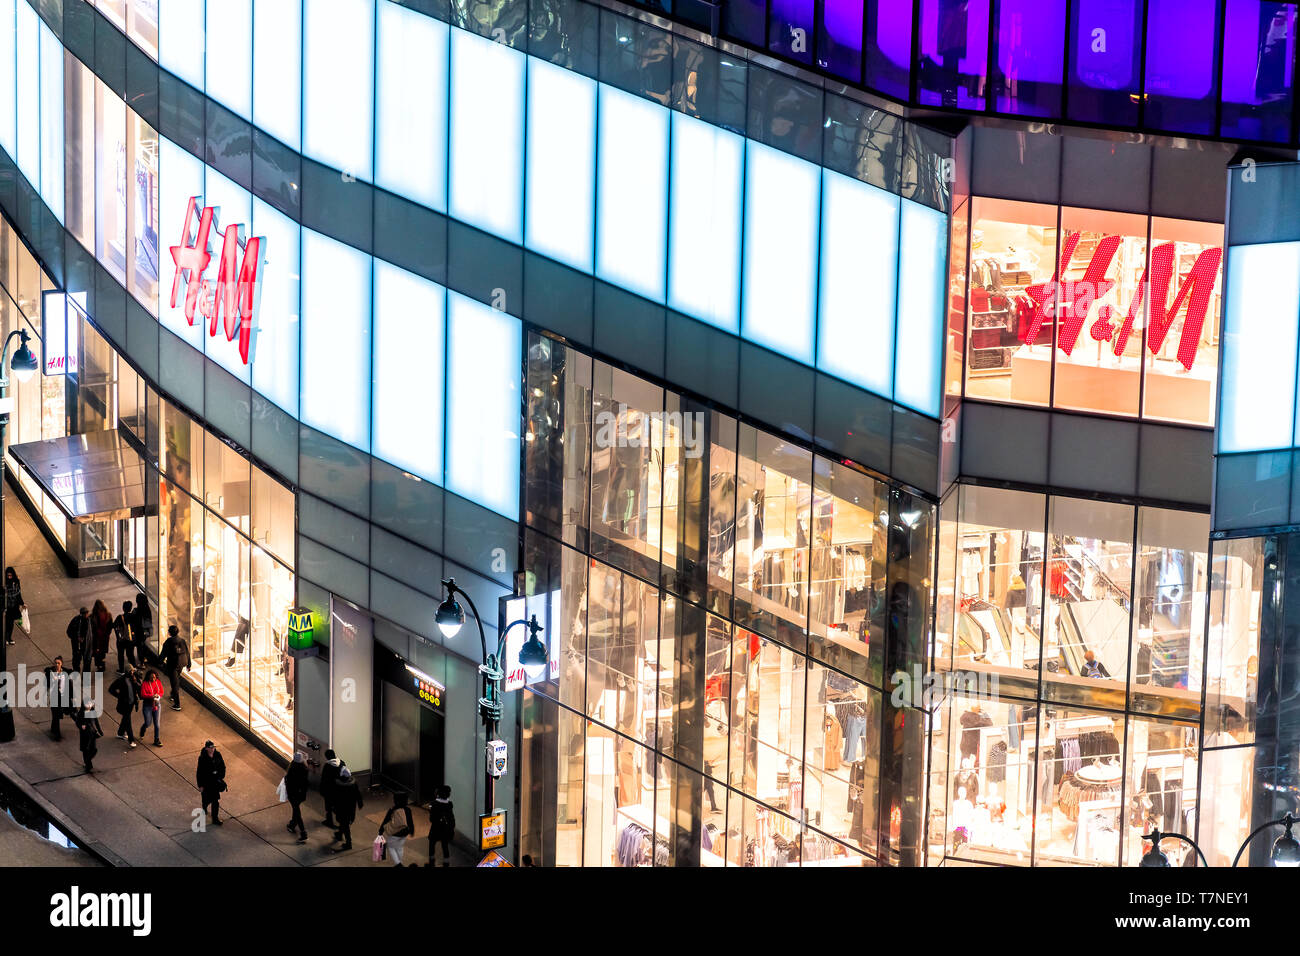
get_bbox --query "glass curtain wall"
[932,483,1210,865]
[518,329,934,866]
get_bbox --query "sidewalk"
[0,492,476,867]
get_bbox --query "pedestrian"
[159,624,191,710]
[132,595,152,661]
[113,600,138,673]
[76,704,102,773]
[320,749,345,829]
[429,785,455,866]
[65,607,91,672]
[108,664,139,748]
[378,792,413,866]
[330,766,363,852]
[90,600,113,672]
[3,566,24,646]
[284,751,309,843]
[138,668,164,746]
[44,656,70,740]
[197,740,227,826]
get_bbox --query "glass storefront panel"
[1122,715,1198,865]
[965,197,1058,405]
[250,545,295,752]
[1205,535,1264,745]
[95,79,129,285]
[733,425,812,652]
[589,362,664,583]
[953,485,1045,700]
[1129,507,1210,719]
[65,53,94,253]
[1051,207,1147,417]
[201,508,252,726]
[1041,496,1133,708]
[808,456,887,686]
[128,112,161,313]
[1030,704,1125,865]
[1141,217,1223,426]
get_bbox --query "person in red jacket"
[138,669,165,747]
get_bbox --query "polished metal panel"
[7,430,150,523]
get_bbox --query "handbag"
[19,606,30,635]
[372,835,386,862]
[276,777,288,803]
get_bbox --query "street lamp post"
[1139,812,1300,867]
[435,577,547,823]
[0,328,40,743]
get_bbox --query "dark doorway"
[419,703,444,803]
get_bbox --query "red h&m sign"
[168,197,264,365]
[1016,232,1222,370]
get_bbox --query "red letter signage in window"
[168,196,264,365]
[1015,232,1221,370]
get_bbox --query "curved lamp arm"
[0,329,30,386]
[442,577,489,666]
[1143,829,1209,868]
[1232,813,1295,867]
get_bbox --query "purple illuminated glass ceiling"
[648,0,1300,144]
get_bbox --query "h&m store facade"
[0,0,1296,866]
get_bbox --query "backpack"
[385,807,412,838]
[432,800,455,834]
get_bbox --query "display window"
[1204,535,1264,746]
[1142,218,1223,426]
[945,201,968,406]
[733,426,812,652]
[962,199,1225,425]
[589,363,664,584]
[1041,496,1134,709]
[128,113,160,313]
[1051,207,1147,417]
[951,484,1045,701]
[1197,741,1254,866]
[937,693,1036,864]
[1128,507,1209,719]
[804,661,880,855]
[1122,716,1198,865]
[94,79,128,286]
[964,197,1058,405]
[808,457,887,686]
[1029,704,1125,865]
[65,54,94,254]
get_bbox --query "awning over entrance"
[7,429,149,523]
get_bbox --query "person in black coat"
[76,704,103,773]
[330,767,363,852]
[44,656,72,740]
[66,607,91,672]
[284,751,309,842]
[108,665,139,748]
[3,566,24,646]
[429,785,455,866]
[159,625,191,711]
[197,740,227,825]
[320,749,344,828]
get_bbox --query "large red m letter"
[1111,243,1222,370]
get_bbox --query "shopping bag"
[19,606,30,635]
[372,835,386,862]
[276,777,288,803]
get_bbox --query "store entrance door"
[419,704,444,802]
[378,675,446,804]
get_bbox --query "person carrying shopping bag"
[3,567,25,646]
[377,792,414,866]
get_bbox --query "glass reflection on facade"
[933,484,1211,865]
[518,330,933,866]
